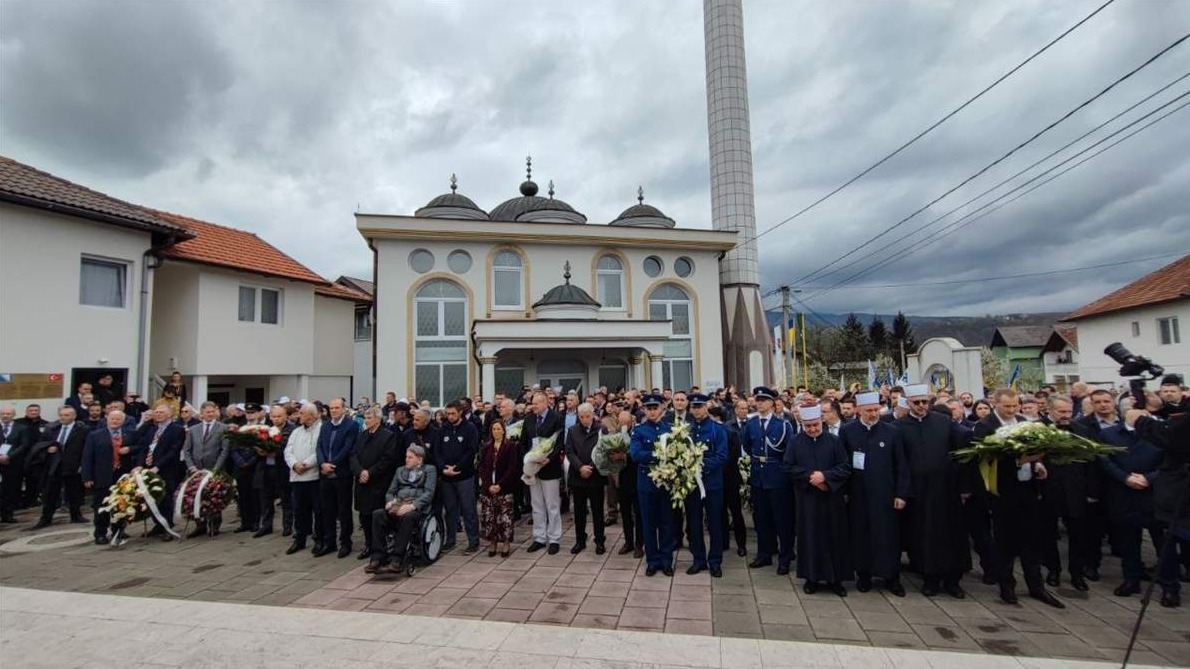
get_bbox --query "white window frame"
[648,284,695,391]
[414,280,469,407]
[596,255,625,310]
[237,284,282,325]
[1157,316,1181,345]
[491,250,524,310]
[79,255,130,309]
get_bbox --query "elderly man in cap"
[839,391,909,596]
[744,387,797,574]
[784,403,851,596]
[685,393,729,576]
[629,394,676,576]
[897,383,972,598]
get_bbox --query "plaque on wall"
[0,373,65,400]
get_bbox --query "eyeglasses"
[910,399,931,406]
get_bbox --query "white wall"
[149,262,200,378]
[353,339,373,404]
[313,295,355,377]
[1072,300,1189,384]
[307,376,350,403]
[0,203,152,410]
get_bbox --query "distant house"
[989,325,1053,382]
[1061,254,1189,385]
[333,275,375,403]
[1042,326,1079,388]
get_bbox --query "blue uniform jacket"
[690,417,728,492]
[629,419,672,493]
[744,414,795,489]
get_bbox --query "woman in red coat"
[478,420,520,557]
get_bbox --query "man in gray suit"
[183,401,228,538]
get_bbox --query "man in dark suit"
[65,382,92,416]
[722,399,749,557]
[136,404,186,538]
[182,402,228,537]
[254,405,295,538]
[31,405,89,529]
[1040,395,1100,591]
[315,398,360,558]
[14,404,48,509]
[82,410,142,544]
[229,403,264,534]
[974,388,1063,608]
[350,407,398,559]
[0,406,33,522]
[522,391,564,554]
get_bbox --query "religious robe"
[839,419,909,579]
[783,431,852,583]
[895,412,972,578]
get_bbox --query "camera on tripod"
[1104,342,1165,407]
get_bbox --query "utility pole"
[780,286,794,389]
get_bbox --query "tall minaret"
[704,0,773,388]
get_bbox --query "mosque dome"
[414,174,489,220]
[608,187,675,228]
[532,262,600,319]
[488,158,587,224]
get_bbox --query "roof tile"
[1063,254,1190,321]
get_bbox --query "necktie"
[203,423,211,441]
[59,425,70,444]
[2,423,9,440]
[761,418,768,433]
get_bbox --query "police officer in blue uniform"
[744,387,796,574]
[629,394,675,577]
[686,393,729,577]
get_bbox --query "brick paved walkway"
[1,505,1186,667]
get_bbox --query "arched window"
[414,280,468,407]
[492,250,524,309]
[596,255,624,309]
[648,284,694,391]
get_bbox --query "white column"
[297,374,310,401]
[649,354,665,390]
[191,375,208,405]
[629,356,644,390]
[480,357,497,401]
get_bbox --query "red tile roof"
[316,282,372,302]
[335,275,375,297]
[0,155,190,237]
[1053,325,1079,350]
[1063,254,1190,321]
[152,210,327,286]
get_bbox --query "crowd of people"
[0,374,1186,610]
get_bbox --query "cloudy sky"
[2,0,1187,317]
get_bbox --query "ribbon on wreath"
[979,458,999,497]
[133,469,180,538]
[173,469,215,529]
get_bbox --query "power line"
[792,31,1190,286]
[802,98,1190,302]
[791,73,1190,291]
[798,253,1184,290]
[730,0,1119,252]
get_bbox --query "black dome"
[609,187,674,228]
[414,174,489,220]
[489,178,586,223]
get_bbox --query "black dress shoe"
[776,564,790,576]
[999,586,1019,605]
[253,528,272,538]
[686,564,704,575]
[1045,570,1060,587]
[887,581,906,597]
[570,542,586,555]
[313,545,335,558]
[1084,566,1100,581]
[1070,574,1089,591]
[234,526,253,533]
[282,527,293,537]
[710,567,723,578]
[595,544,605,555]
[488,547,498,557]
[28,520,51,531]
[803,581,819,594]
[856,575,872,592]
[944,584,966,600]
[737,547,747,557]
[748,557,772,569]
[441,542,457,553]
[285,541,306,555]
[1159,591,1181,608]
[633,547,643,559]
[618,543,635,555]
[337,545,352,558]
[547,543,560,555]
[829,583,847,597]
[921,584,940,597]
[70,516,89,524]
[1030,590,1065,608]
[526,541,545,553]
[662,567,674,577]
[94,536,110,545]
[1114,581,1141,597]
[645,566,658,577]
[357,547,372,560]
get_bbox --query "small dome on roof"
[414,174,489,220]
[533,262,600,319]
[609,187,674,228]
[489,158,586,224]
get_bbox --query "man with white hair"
[82,410,140,545]
[285,403,323,555]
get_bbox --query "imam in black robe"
[784,431,852,583]
[839,419,909,580]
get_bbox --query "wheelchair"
[383,507,444,577]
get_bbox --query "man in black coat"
[522,391,565,554]
[974,389,1063,608]
[31,406,89,529]
[722,399,749,557]
[350,407,399,560]
[1040,395,1100,591]
[254,405,295,537]
[565,403,606,555]
[14,404,48,509]
[0,406,33,522]
[135,405,187,537]
[436,401,481,554]
[81,410,142,544]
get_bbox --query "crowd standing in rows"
[0,374,1186,609]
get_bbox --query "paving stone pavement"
[1,504,1186,667]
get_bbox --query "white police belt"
[755,456,776,464]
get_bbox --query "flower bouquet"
[738,453,752,510]
[521,433,558,485]
[173,469,237,530]
[647,421,709,509]
[101,468,167,525]
[953,421,1123,496]
[592,431,630,477]
[505,420,524,442]
[224,423,284,456]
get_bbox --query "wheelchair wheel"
[422,513,443,563]
[405,562,416,577]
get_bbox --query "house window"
[643,255,663,278]
[238,286,281,324]
[492,251,523,309]
[1157,316,1180,345]
[414,280,468,407]
[596,255,624,309]
[648,283,694,391]
[409,249,435,274]
[1131,321,1140,337]
[354,307,372,341]
[674,256,694,278]
[79,257,128,308]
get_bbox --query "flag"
[1008,364,1021,390]
[898,370,910,386]
[867,360,878,390]
[886,369,895,387]
[787,317,796,348]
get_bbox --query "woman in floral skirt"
[478,420,520,556]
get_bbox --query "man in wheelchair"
[365,444,437,575]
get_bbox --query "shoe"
[921,584,940,597]
[527,541,546,553]
[337,545,352,559]
[829,583,847,597]
[618,543,635,555]
[500,548,510,557]
[1070,574,1089,592]
[110,528,128,547]
[803,581,819,594]
[633,548,643,559]
[70,515,89,524]
[1045,570,1060,588]
[1159,591,1181,608]
[378,562,403,574]
[357,547,372,560]
[686,564,704,575]
[856,575,872,593]
[776,564,790,576]
[999,586,1019,605]
[94,536,110,545]
[28,519,50,531]
[365,560,381,574]
[571,542,586,555]
[1030,590,1065,609]
[1114,581,1141,597]
[285,541,306,555]
[944,584,966,600]
[313,545,335,558]
[662,567,674,577]
[710,567,723,578]
[253,528,272,538]
[311,542,324,555]
[187,526,207,539]
[441,542,457,553]
[282,528,293,537]
[463,545,478,555]
[737,547,747,557]
[645,566,658,577]
[234,526,253,534]
[1084,566,1100,581]
[548,543,560,555]
[595,544,606,555]
[488,547,498,557]
[748,557,773,569]
[887,581,906,597]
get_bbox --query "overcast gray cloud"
[1,0,1187,318]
